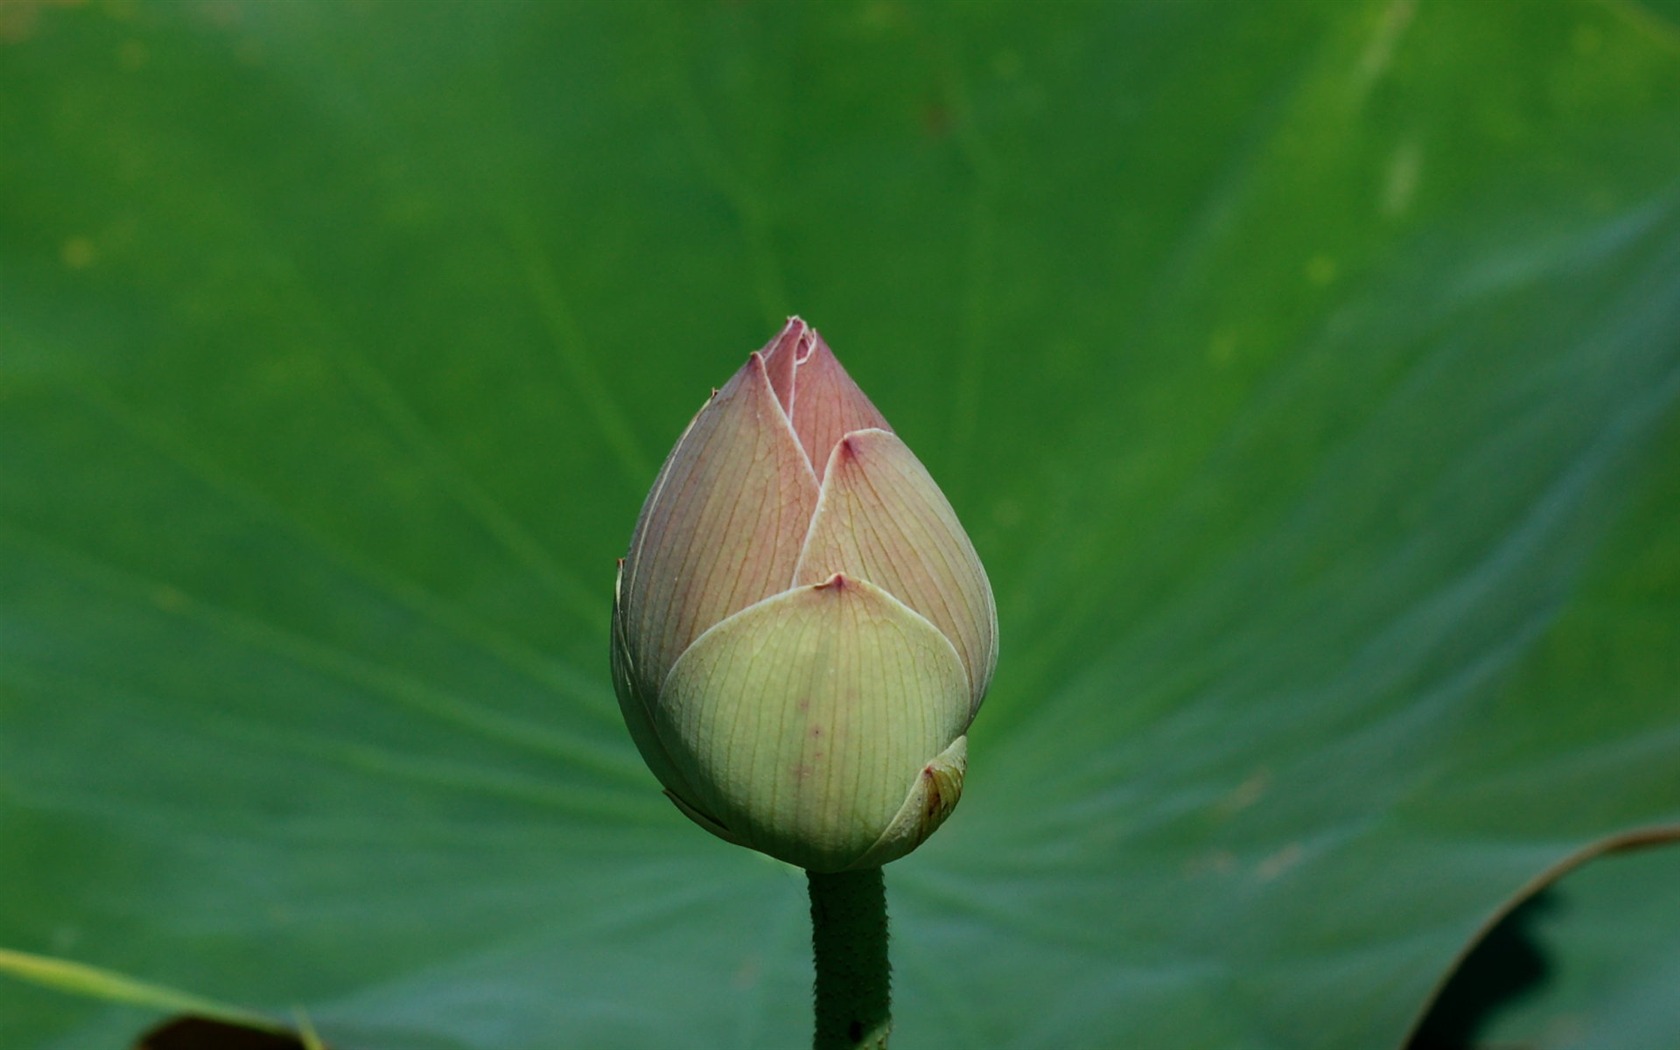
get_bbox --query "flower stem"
[807,867,891,1050]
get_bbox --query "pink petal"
[618,352,820,704]
[786,329,893,481]
[759,317,809,421]
[794,429,997,714]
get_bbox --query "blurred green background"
[2,1,1678,1047]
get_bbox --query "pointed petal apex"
[760,317,813,418]
[850,736,968,869]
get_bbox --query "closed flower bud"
[612,318,997,872]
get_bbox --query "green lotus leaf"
[2,1,1677,1047]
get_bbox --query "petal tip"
[813,571,851,594]
[849,736,969,869]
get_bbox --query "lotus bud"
[611,318,997,872]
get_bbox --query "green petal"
[617,352,820,705]
[851,736,968,870]
[796,428,998,714]
[656,574,970,872]
[611,560,707,810]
